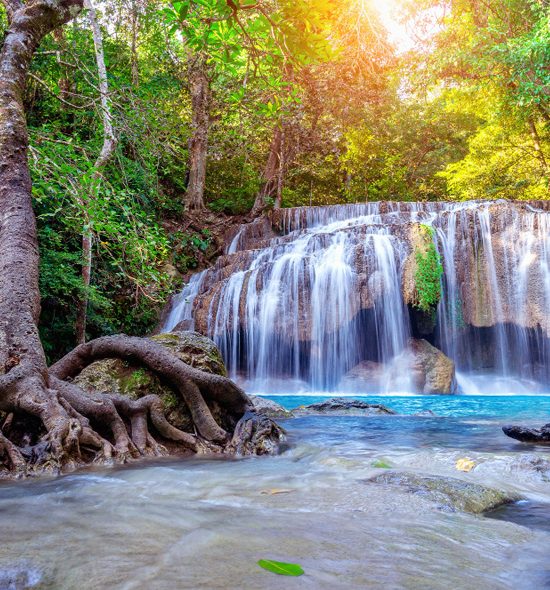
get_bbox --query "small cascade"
[164,200,550,394]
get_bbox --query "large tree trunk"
[0,0,90,472]
[185,58,210,211]
[74,0,117,345]
[0,0,255,477]
[251,123,285,215]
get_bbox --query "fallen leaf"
[260,488,294,495]
[456,458,476,472]
[371,460,392,469]
[258,559,304,576]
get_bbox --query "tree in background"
[404,0,549,199]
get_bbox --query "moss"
[414,224,443,313]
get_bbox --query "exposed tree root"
[0,334,253,477]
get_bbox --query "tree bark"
[75,0,117,345]
[185,57,210,211]
[251,123,284,215]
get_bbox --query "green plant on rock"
[414,225,444,313]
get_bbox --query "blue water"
[266,394,550,420]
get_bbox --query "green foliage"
[257,560,304,577]
[414,225,444,314]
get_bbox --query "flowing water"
[1,395,549,590]
[164,200,550,395]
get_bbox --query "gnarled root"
[0,333,251,476]
[50,334,252,442]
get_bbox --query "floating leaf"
[371,460,392,469]
[258,560,304,576]
[260,488,294,495]
[456,458,476,472]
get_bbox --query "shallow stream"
[1,395,549,589]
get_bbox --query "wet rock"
[409,338,457,394]
[402,222,437,311]
[369,472,517,514]
[502,423,550,444]
[293,398,396,416]
[227,412,287,456]
[414,410,437,417]
[248,395,294,419]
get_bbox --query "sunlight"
[370,0,415,51]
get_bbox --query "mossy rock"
[74,331,230,433]
[369,471,518,514]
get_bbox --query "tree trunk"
[529,118,548,173]
[0,0,253,478]
[185,58,210,211]
[130,0,139,86]
[0,0,88,472]
[251,123,284,215]
[75,0,117,345]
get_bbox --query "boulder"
[75,331,228,433]
[408,338,457,394]
[338,361,385,392]
[248,395,294,419]
[292,398,396,416]
[502,423,550,444]
[369,471,517,514]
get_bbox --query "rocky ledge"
[368,471,518,514]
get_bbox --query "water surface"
[0,395,549,589]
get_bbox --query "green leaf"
[257,560,304,577]
[371,460,392,469]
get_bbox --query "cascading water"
[164,200,550,395]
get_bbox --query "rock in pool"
[293,398,396,416]
[368,471,518,514]
[502,423,550,444]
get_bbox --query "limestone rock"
[293,398,396,416]
[408,338,457,394]
[227,412,287,456]
[369,471,517,513]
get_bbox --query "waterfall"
[164,200,550,394]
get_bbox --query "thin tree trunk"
[252,123,284,215]
[529,118,548,173]
[75,0,117,345]
[130,0,139,86]
[186,58,210,211]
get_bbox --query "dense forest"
[2,0,548,359]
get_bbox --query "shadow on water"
[486,500,550,534]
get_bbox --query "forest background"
[4,0,546,359]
